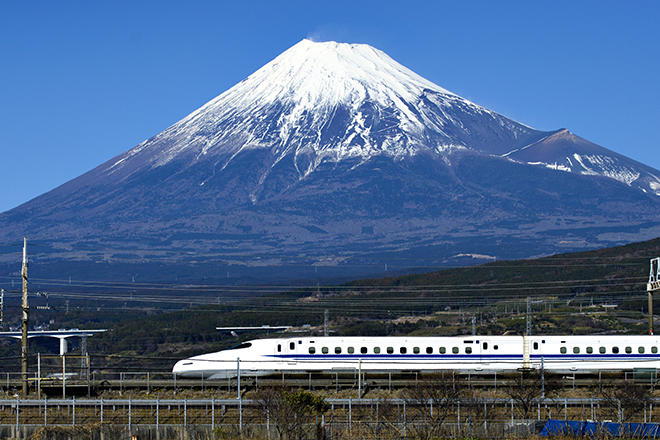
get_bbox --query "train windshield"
[225,342,252,351]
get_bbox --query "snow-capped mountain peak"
[107,39,541,178]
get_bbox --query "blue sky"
[1,1,658,213]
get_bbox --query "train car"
[172,335,660,379]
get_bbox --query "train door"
[480,340,487,366]
[286,340,297,365]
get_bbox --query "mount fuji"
[1,40,659,282]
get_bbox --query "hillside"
[0,237,657,372]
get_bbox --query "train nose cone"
[172,359,188,375]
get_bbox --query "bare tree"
[599,378,651,422]
[358,397,403,440]
[254,385,330,440]
[404,372,465,440]
[505,370,559,420]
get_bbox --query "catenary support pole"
[21,238,29,395]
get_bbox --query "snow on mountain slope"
[504,129,660,195]
[103,39,546,184]
[0,39,658,281]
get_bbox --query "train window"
[277,344,282,352]
[400,347,407,354]
[227,343,252,350]
[374,347,381,354]
[494,345,498,350]
[587,347,593,354]
[465,347,472,354]
[290,342,295,350]
[483,342,488,350]
[413,347,420,354]
[653,347,658,354]
[600,347,606,354]
[573,347,580,354]
[439,347,446,354]
[560,347,567,354]
[612,347,619,354]
[533,342,538,350]
[298,340,302,344]
[452,347,459,354]
[322,347,329,354]
[309,347,316,354]
[335,347,341,354]
[426,347,433,354]
[387,347,394,354]
[348,347,355,354]
[361,347,368,354]
[639,347,645,354]
[625,347,632,354]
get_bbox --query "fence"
[0,397,656,429]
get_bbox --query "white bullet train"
[172,335,660,378]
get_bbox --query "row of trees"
[249,371,654,440]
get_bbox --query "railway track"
[1,370,653,397]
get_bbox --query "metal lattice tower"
[323,309,329,337]
[648,258,660,335]
[526,296,532,336]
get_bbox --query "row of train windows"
[306,346,498,355]
[559,346,659,354]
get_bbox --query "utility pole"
[21,238,29,395]
[1,288,4,324]
[526,296,532,336]
[471,316,476,335]
[323,309,329,337]
[648,258,660,335]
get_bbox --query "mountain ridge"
[0,39,658,281]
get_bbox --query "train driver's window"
[413,347,420,354]
[452,347,459,354]
[348,347,355,354]
[309,347,316,354]
[625,346,632,354]
[483,342,488,350]
[560,347,567,354]
[335,347,341,354]
[465,347,472,354]
[600,347,606,353]
[639,347,645,354]
[612,347,619,354]
[400,347,407,354]
[374,347,381,354]
[361,347,368,354]
[387,347,394,354]
[653,347,658,354]
[290,342,295,350]
[322,347,329,354]
[586,347,593,354]
[573,347,580,354]
[277,344,282,352]
[439,347,446,354]
[426,347,433,354]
